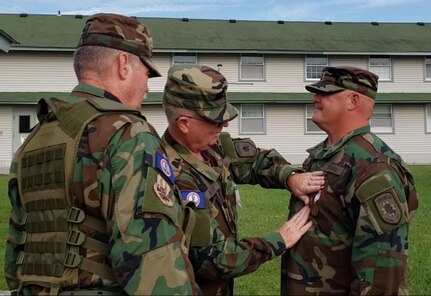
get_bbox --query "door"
[12,108,37,154]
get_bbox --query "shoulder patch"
[374,193,401,225]
[234,140,257,157]
[153,174,173,207]
[181,191,205,209]
[156,151,175,184]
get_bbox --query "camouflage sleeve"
[105,124,196,295]
[5,156,25,293]
[176,177,286,280]
[219,132,297,188]
[350,166,412,295]
[190,215,286,280]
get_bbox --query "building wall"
[1,52,431,173]
[2,52,431,93]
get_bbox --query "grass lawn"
[0,165,429,294]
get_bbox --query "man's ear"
[176,116,190,134]
[347,92,359,111]
[117,52,131,80]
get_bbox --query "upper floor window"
[240,54,264,80]
[305,104,324,134]
[306,55,328,80]
[370,104,393,133]
[369,56,392,81]
[425,57,431,81]
[239,104,265,134]
[173,53,197,64]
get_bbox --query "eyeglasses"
[176,115,228,128]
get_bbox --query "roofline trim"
[10,47,431,56]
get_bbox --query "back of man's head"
[77,13,161,78]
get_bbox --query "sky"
[0,0,430,23]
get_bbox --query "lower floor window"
[240,104,265,134]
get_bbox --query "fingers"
[297,194,310,206]
[310,171,325,177]
[279,206,312,248]
[299,220,313,235]
[290,205,310,224]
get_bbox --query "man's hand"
[278,206,312,248]
[287,171,325,205]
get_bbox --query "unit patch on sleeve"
[154,174,173,207]
[156,151,175,184]
[181,191,205,209]
[374,193,401,225]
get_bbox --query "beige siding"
[0,107,13,173]
[0,52,76,91]
[2,53,431,94]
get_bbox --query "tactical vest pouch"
[356,173,408,235]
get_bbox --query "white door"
[12,108,38,154]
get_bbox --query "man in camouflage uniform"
[281,66,419,295]
[5,13,199,295]
[161,63,325,295]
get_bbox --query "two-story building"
[0,13,431,172]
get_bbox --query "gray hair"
[73,46,140,80]
[163,103,196,124]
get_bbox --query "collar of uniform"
[162,129,221,182]
[71,83,121,103]
[307,125,371,159]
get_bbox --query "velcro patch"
[181,191,205,209]
[374,193,401,225]
[153,174,173,207]
[234,140,257,157]
[156,151,175,184]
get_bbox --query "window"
[173,53,197,64]
[305,104,324,133]
[370,104,393,133]
[240,104,265,134]
[19,115,31,133]
[426,104,431,133]
[425,57,431,80]
[369,56,391,80]
[306,55,328,80]
[240,54,264,80]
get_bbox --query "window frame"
[240,54,265,81]
[305,55,328,81]
[425,104,431,133]
[425,57,431,81]
[304,104,324,134]
[369,56,392,81]
[239,104,266,135]
[370,104,394,134]
[172,52,198,65]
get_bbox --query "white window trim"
[305,104,324,134]
[172,52,198,65]
[425,104,431,133]
[305,55,328,81]
[425,57,431,81]
[239,104,266,135]
[369,56,392,81]
[239,54,265,81]
[370,104,394,134]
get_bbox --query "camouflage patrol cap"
[305,66,379,99]
[163,64,238,124]
[77,13,161,78]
